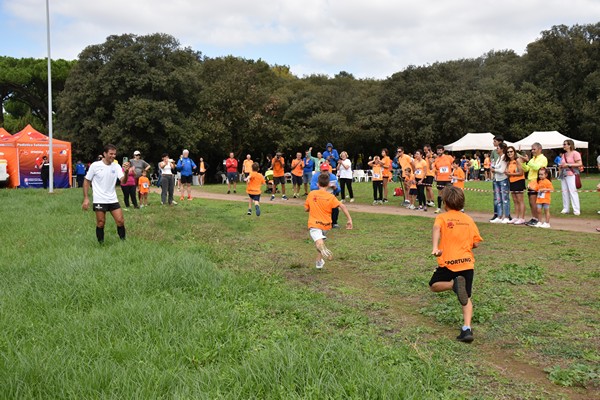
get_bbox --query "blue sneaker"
[255,205,261,216]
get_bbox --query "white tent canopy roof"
[444,132,513,152]
[513,131,588,150]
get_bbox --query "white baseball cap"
[133,150,141,156]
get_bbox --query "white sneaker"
[490,218,501,223]
[427,201,435,207]
[534,222,543,228]
[501,218,510,224]
[560,209,569,214]
[540,222,551,228]
[349,198,354,203]
[435,208,441,214]
[316,259,325,269]
[574,211,580,216]
[373,200,378,205]
[408,205,416,210]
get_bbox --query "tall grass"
[0,189,462,399]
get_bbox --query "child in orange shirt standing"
[404,167,417,209]
[451,160,465,190]
[245,162,266,216]
[138,169,150,207]
[291,152,305,198]
[430,186,482,342]
[305,173,353,269]
[534,167,553,228]
[368,155,384,205]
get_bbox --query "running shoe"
[316,259,325,269]
[456,328,474,343]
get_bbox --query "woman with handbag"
[558,139,582,215]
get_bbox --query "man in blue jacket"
[311,164,341,228]
[177,149,197,200]
[323,143,339,174]
[75,160,87,188]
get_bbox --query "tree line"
[1,23,599,174]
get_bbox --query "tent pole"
[46,0,54,193]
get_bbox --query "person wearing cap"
[130,150,150,198]
[310,164,342,228]
[322,143,339,173]
[177,149,197,201]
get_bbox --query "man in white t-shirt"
[82,144,127,243]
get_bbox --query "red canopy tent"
[0,125,72,188]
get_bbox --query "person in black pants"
[121,162,139,209]
[40,156,50,188]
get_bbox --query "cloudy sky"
[1,0,599,79]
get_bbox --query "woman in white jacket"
[490,143,511,223]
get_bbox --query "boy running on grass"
[245,162,266,216]
[430,185,482,342]
[305,173,353,269]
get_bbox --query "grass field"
[0,188,598,399]
[201,174,600,219]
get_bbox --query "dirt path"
[161,187,599,234]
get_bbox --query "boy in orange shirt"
[534,167,553,228]
[430,186,482,342]
[245,162,266,216]
[404,167,417,209]
[451,159,465,190]
[138,169,150,207]
[305,173,353,269]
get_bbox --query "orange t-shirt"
[536,179,553,204]
[243,159,254,174]
[405,173,416,190]
[246,171,266,195]
[434,154,454,182]
[305,189,341,230]
[413,159,427,180]
[507,160,525,183]
[291,159,304,177]
[199,161,206,173]
[398,154,412,172]
[272,157,285,177]
[434,210,482,272]
[483,157,491,169]
[371,164,383,181]
[381,156,392,178]
[426,155,435,177]
[451,167,465,189]
[138,176,150,194]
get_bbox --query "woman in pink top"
[558,139,582,215]
[121,161,139,209]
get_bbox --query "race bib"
[451,178,456,183]
[373,173,381,179]
[142,183,149,189]
[538,191,545,199]
[415,169,422,175]
[440,166,449,174]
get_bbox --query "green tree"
[0,56,74,130]
[56,33,202,161]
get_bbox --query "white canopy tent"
[444,132,513,152]
[513,131,588,150]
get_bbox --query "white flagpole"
[46,0,54,193]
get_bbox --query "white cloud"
[2,0,600,78]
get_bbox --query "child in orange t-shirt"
[291,152,305,198]
[305,173,353,269]
[245,162,266,216]
[368,155,384,204]
[451,160,465,190]
[430,186,482,343]
[534,167,553,228]
[138,170,150,207]
[404,167,417,209]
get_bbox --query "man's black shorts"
[180,175,193,184]
[429,267,474,297]
[292,175,303,185]
[273,176,286,185]
[93,202,121,212]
